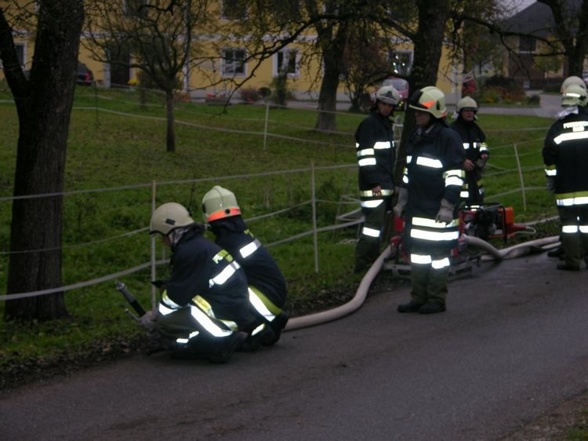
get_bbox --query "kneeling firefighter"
[146,202,263,363]
[202,186,289,349]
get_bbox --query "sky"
[506,0,535,12]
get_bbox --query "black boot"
[419,302,446,314]
[397,300,425,313]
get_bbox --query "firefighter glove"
[139,310,158,330]
[435,199,454,223]
[393,186,408,218]
[546,177,555,194]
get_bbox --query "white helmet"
[560,76,586,94]
[149,202,194,235]
[375,85,401,106]
[202,186,241,222]
[561,84,588,107]
[457,96,478,113]
[409,86,447,119]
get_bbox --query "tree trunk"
[314,21,348,132]
[166,89,176,153]
[395,0,450,183]
[315,58,340,132]
[2,0,85,322]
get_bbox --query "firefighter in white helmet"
[394,86,465,314]
[145,202,262,362]
[543,84,588,271]
[450,96,489,206]
[354,84,402,273]
[548,76,588,260]
[202,186,288,350]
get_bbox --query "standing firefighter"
[450,96,489,206]
[394,86,465,314]
[202,186,289,350]
[146,202,262,363]
[542,84,588,271]
[354,85,401,273]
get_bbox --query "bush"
[239,87,260,104]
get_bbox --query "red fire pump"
[384,203,532,277]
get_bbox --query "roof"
[503,0,581,38]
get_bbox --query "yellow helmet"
[202,186,242,222]
[149,202,194,235]
[409,86,447,118]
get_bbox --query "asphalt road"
[1,250,587,441]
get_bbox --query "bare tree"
[538,0,588,76]
[0,0,85,322]
[84,0,212,153]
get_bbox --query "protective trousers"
[409,246,450,305]
[355,198,390,272]
[558,206,588,267]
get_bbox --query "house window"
[388,50,412,76]
[221,0,247,20]
[222,48,246,76]
[123,0,149,17]
[0,42,26,71]
[270,0,301,21]
[519,36,536,53]
[275,49,299,77]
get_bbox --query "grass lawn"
[0,84,561,385]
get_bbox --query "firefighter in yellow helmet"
[394,86,465,314]
[450,96,489,206]
[144,202,262,362]
[202,186,288,350]
[354,85,402,273]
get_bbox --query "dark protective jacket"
[450,118,489,203]
[162,225,259,330]
[355,111,395,197]
[403,120,466,249]
[209,216,287,309]
[543,111,588,207]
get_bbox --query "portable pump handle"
[115,281,147,317]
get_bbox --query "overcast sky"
[507,0,535,12]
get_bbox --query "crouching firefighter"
[394,86,465,314]
[202,186,289,350]
[145,202,263,363]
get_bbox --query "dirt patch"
[499,390,588,440]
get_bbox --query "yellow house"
[4,1,462,104]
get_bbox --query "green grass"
[0,83,560,374]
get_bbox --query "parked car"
[77,63,94,86]
[23,62,94,86]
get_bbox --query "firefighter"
[202,186,288,349]
[542,84,588,271]
[394,86,465,314]
[354,85,401,273]
[548,76,587,259]
[559,75,586,95]
[450,96,489,206]
[145,202,261,363]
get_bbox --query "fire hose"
[284,234,560,331]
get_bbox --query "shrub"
[239,87,260,103]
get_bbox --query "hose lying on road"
[285,246,392,331]
[285,235,560,332]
